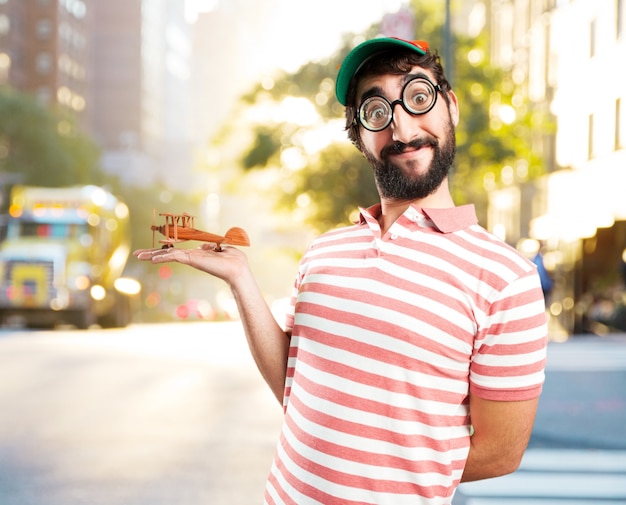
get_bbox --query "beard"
[363,119,456,201]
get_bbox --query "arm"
[134,245,291,403]
[461,394,539,482]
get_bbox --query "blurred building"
[0,0,195,191]
[92,0,194,190]
[488,0,626,336]
[0,0,91,125]
[189,0,283,145]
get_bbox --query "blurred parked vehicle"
[0,185,140,328]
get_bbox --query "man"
[135,37,548,505]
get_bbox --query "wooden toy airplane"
[151,211,250,251]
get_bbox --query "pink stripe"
[280,416,454,500]
[292,364,468,429]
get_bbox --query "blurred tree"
[0,87,102,186]
[446,29,551,221]
[214,0,550,233]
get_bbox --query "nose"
[389,101,418,144]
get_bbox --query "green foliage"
[278,143,378,230]
[449,29,552,221]
[0,87,101,187]
[241,125,282,170]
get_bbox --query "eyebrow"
[402,71,431,85]
[358,72,433,103]
[359,85,385,103]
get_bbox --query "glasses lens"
[403,78,437,114]
[359,97,392,131]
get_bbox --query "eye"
[410,92,429,106]
[370,106,387,120]
[360,97,391,129]
[404,79,436,113]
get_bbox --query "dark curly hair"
[343,48,451,151]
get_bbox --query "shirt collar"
[359,203,478,233]
[421,205,478,233]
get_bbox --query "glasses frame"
[356,76,443,132]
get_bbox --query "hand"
[133,244,250,286]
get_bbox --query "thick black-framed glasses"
[357,76,442,132]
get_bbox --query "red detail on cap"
[390,38,429,52]
[413,40,429,52]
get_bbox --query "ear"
[447,90,460,126]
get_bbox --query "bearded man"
[136,37,548,505]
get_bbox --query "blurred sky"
[186,0,408,74]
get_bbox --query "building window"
[617,98,623,150]
[61,0,87,19]
[0,52,10,84]
[590,19,596,58]
[0,14,9,36]
[35,52,52,74]
[37,86,52,106]
[36,19,53,40]
[588,113,595,159]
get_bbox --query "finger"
[134,249,158,260]
[135,248,174,262]
[133,248,155,257]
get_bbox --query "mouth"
[383,139,435,159]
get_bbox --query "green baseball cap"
[335,37,429,106]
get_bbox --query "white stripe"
[278,413,462,505]
[480,326,548,346]
[293,361,472,438]
[286,400,465,481]
[471,348,546,368]
[297,288,474,358]
[294,314,471,398]
[460,226,533,271]
[304,239,514,311]
[269,442,325,504]
[482,299,547,330]
[305,259,482,335]
[470,369,546,390]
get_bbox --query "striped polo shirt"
[265,203,548,505]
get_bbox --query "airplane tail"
[224,227,250,247]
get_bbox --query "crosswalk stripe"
[546,340,626,371]
[454,449,626,504]
[457,472,626,499]
[455,499,626,505]
[520,449,626,472]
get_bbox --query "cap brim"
[335,38,428,106]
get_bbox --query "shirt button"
[391,233,398,240]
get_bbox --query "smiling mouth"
[384,139,435,158]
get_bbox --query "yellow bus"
[0,185,140,328]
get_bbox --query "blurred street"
[0,323,625,504]
[454,335,626,504]
[0,322,282,505]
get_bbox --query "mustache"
[381,137,438,158]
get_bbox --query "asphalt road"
[530,335,626,451]
[0,322,283,505]
[454,334,626,504]
[0,324,625,505]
